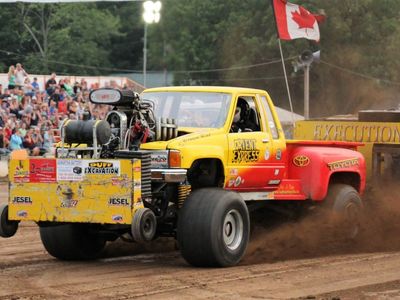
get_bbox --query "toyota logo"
[293,155,310,167]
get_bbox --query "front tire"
[39,223,106,260]
[178,188,250,267]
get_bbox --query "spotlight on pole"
[142,1,162,87]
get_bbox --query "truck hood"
[140,128,223,150]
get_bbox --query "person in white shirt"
[14,63,28,89]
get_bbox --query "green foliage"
[0,1,399,116]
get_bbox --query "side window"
[230,96,261,133]
[260,96,279,139]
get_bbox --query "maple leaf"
[291,6,316,29]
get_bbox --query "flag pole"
[278,39,295,128]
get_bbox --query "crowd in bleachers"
[0,63,121,156]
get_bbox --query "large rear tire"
[39,224,106,260]
[178,188,250,267]
[324,183,363,239]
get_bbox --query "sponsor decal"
[17,210,28,218]
[327,158,359,171]
[12,196,32,205]
[112,215,123,222]
[275,183,300,195]
[264,150,270,161]
[108,197,130,206]
[60,187,78,208]
[232,139,260,163]
[228,179,235,187]
[29,159,56,183]
[133,180,141,188]
[293,155,310,167]
[112,176,130,187]
[181,133,211,143]
[276,149,282,160]
[312,123,400,143]
[229,168,238,176]
[73,167,82,174]
[274,169,280,176]
[240,192,275,201]
[84,161,120,175]
[57,160,83,181]
[234,176,244,187]
[268,179,281,185]
[14,164,30,183]
[151,153,168,168]
[61,200,78,208]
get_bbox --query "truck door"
[227,95,277,191]
[258,94,286,186]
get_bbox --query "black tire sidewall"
[40,224,105,260]
[131,208,157,242]
[178,188,250,267]
[0,204,18,238]
[210,194,250,267]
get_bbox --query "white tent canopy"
[275,106,304,124]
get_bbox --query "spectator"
[9,99,19,116]
[30,105,41,126]
[23,127,40,156]
[67,100,78,115]
[80,79,88,92]
[31,77,40,91]
[14,63,28,89]
[62,78,74,97]
[8,65,16,90]
[46,73,57,96]
[50,86,62,108]
[23,78,35,97]
[73,81,82,94]
[19,122,28,138]
[0,127,10,155]
[43,128,55,153]
[9,128,23,150]
[4,121,12,141]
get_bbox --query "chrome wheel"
[223,209,243,251]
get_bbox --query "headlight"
[168,150,181,168]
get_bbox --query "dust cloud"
[243,183,400,265]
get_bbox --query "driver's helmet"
[235,98,250,123]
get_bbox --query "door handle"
[262,138,269,143]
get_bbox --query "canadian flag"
[272,0,324,42]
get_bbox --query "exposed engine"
[58,88,178,159]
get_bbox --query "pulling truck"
[0,86,366,267]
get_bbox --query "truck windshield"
[142,91,231,128]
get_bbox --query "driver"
[230,98,258,132]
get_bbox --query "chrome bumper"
[151,168,187,183]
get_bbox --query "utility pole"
[293,50,320,120]
[304,64,310,120]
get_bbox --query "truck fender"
[289,146,366,201]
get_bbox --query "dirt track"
[2,184,400,299]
